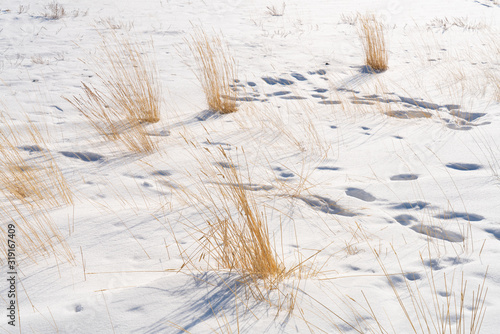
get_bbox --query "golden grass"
[359,14,388,73]
[166,145,331,325]
[65,30,161,153]
[173,145,325,291]
[0,118,74,263]
[179,148,282,286]
[0,120,72,207]
[188,28,238,114]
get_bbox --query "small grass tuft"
[358,14,388,73]
[188,28,238,114]
[43,1,65,20]
[267,2,286,17]
[65,29,161,153]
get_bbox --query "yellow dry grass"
[0,120,72,207]
[179,148,282,286]
[188,28,238,114]
[66,29,161,153]
[359,14,388,73]
[0,118,74,263]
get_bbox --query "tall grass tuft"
[43,1,65,20]
[66,29,161,153]
[0,118,74,263]
[359,14,388,73]
[184,149,282,285]
[174,146,299,293]
[188,28,238,114]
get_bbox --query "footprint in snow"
[345,187,376,202]
[152,170,172,176]
[485,228,500,241]
[314,88,328,93]
[317,166,340,171]
[262,77,294,86]
[404,272,421,281]
[298,195,356,217]
[280,95,307,100]
[60,151,104,162]
[390,174,418,181]
[215,161,237,169]
[393,214,418,226]
[18,145,44,153]
[266,91,292,97]
[410,225,464,243]
[391,201,429,210]
[435,211,484,222]
[291,72,307,81]
[319,100,342,105]
[445,163,481,171]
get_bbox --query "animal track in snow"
[445,163,481,171]
[410,225,464,243]
[261,77,294,86]
[215,161,237,169]
[152,170,172,176]
[298,195,356,217]
[394,214,418,226]
[485,228,500,240]
[60,151,104,162]
[318,100,341,105]
[226,71,488,134]
[18,145,44,153]
[317,166,340,171]
[345,187,376,202]
[391,201,429,210]
[265,91,291,97]
[290,72,307,81]
[390,174,418,181]
[435,211,484,221]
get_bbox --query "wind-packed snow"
[1,0,499,333]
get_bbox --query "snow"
[1,0,499,333]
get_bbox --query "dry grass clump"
[358,14,388,73]
[0,118,74,263]
[43,1,65,20]
[66,30,161,153]
[18,4,30,14]
[0,121,72,207]
[175,147,323,293]
[267,2,286,16]
[179,148,283,288]
[427,17,488,31]
[188,28,238,114]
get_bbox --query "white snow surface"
[1,0,500,333]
